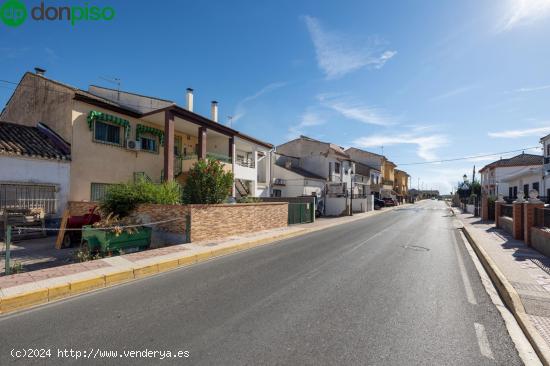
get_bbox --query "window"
[94,120,121,145]
[533,182,539,193]
[273,189,282,197]
[524,184,529,198]
[509,187,513,198]
[91,183,115,201]
[140,135,158,152]
[334,162,341,174]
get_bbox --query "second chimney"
[186,88,194,112]
[211,101,218,122]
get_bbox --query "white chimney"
[186,88,194,112]
[211,101,218,122]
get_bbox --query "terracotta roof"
[479,153,542,172]
[0,121,70,160]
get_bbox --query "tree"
[182,159,234,204]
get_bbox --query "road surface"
[0,200,523,365]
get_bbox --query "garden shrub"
[101,180,182,217]
[182,159,234,204]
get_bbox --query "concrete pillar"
[198,127,207,159]
[163,111,175,182]
[481,195,489,221]
[512,202,524,240]
[524,202,544,246]
[228,137,234,159]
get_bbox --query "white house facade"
[0,122,71,218]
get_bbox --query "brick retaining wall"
[188,202,288,242]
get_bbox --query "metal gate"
[288,202,314,225]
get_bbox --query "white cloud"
[429,85,477,102]
[353,133,449,161]
[303,15,396,79]
[232,82,287,123]
[497,0,550,32]
[488,126,550,138]
[286,110,326,140]
[318,94,395,126]
[515,84,550,92]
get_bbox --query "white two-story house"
[276,136,354,196]
[479,152,543,200]
[541,133,550,201]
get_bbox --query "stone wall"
[531,228,550,257]
[188,202,288,242]
[132,204,188,247]
[500,216,513,235]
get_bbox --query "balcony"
[236,156,255,168]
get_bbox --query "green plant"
[100,180,181,217]
[9,261,24,274]
[182,159,234,204]
[237,196,261,203]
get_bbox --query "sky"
[1,0,550,194]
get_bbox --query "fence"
[501,204,513,218]
[535,208,550,229]
[0,183,57,215]
[259,197,315,224]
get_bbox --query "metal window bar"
[0,183,57,214]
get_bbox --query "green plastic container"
[81,225,152,255]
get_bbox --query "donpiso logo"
[0,0,115,27]
[0,0,27,27]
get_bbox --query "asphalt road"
[0,200,523,365]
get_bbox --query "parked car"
[374,198,385,210]
[383,198,396,207]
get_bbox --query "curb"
[460,224,550,366]
[0,205,406,315]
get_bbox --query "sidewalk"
[0,205,408,314]
[454,209,550,362]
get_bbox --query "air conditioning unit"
[126,140,141,150]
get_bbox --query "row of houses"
[0,69,410,218]
[479,135,550,202]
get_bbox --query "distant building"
[479,153,543,199]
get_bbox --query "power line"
[397,146,541,166]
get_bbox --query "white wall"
[352,195,374,213]
[0,155,70,217]
[272,165,325,197]
[497,166,543,197]
[325,197,349,216]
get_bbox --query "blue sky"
[1,0,550,193]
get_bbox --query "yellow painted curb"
[178,254,196,266]
[133,264,159,279]
[195,251,212,263]
[70,276,106,295]
[461,225,550,366]
[48,284,71,301]
[0,289,49,313]
[157,259,179,273]
[105,270,135,286]
[211,246,240,257]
